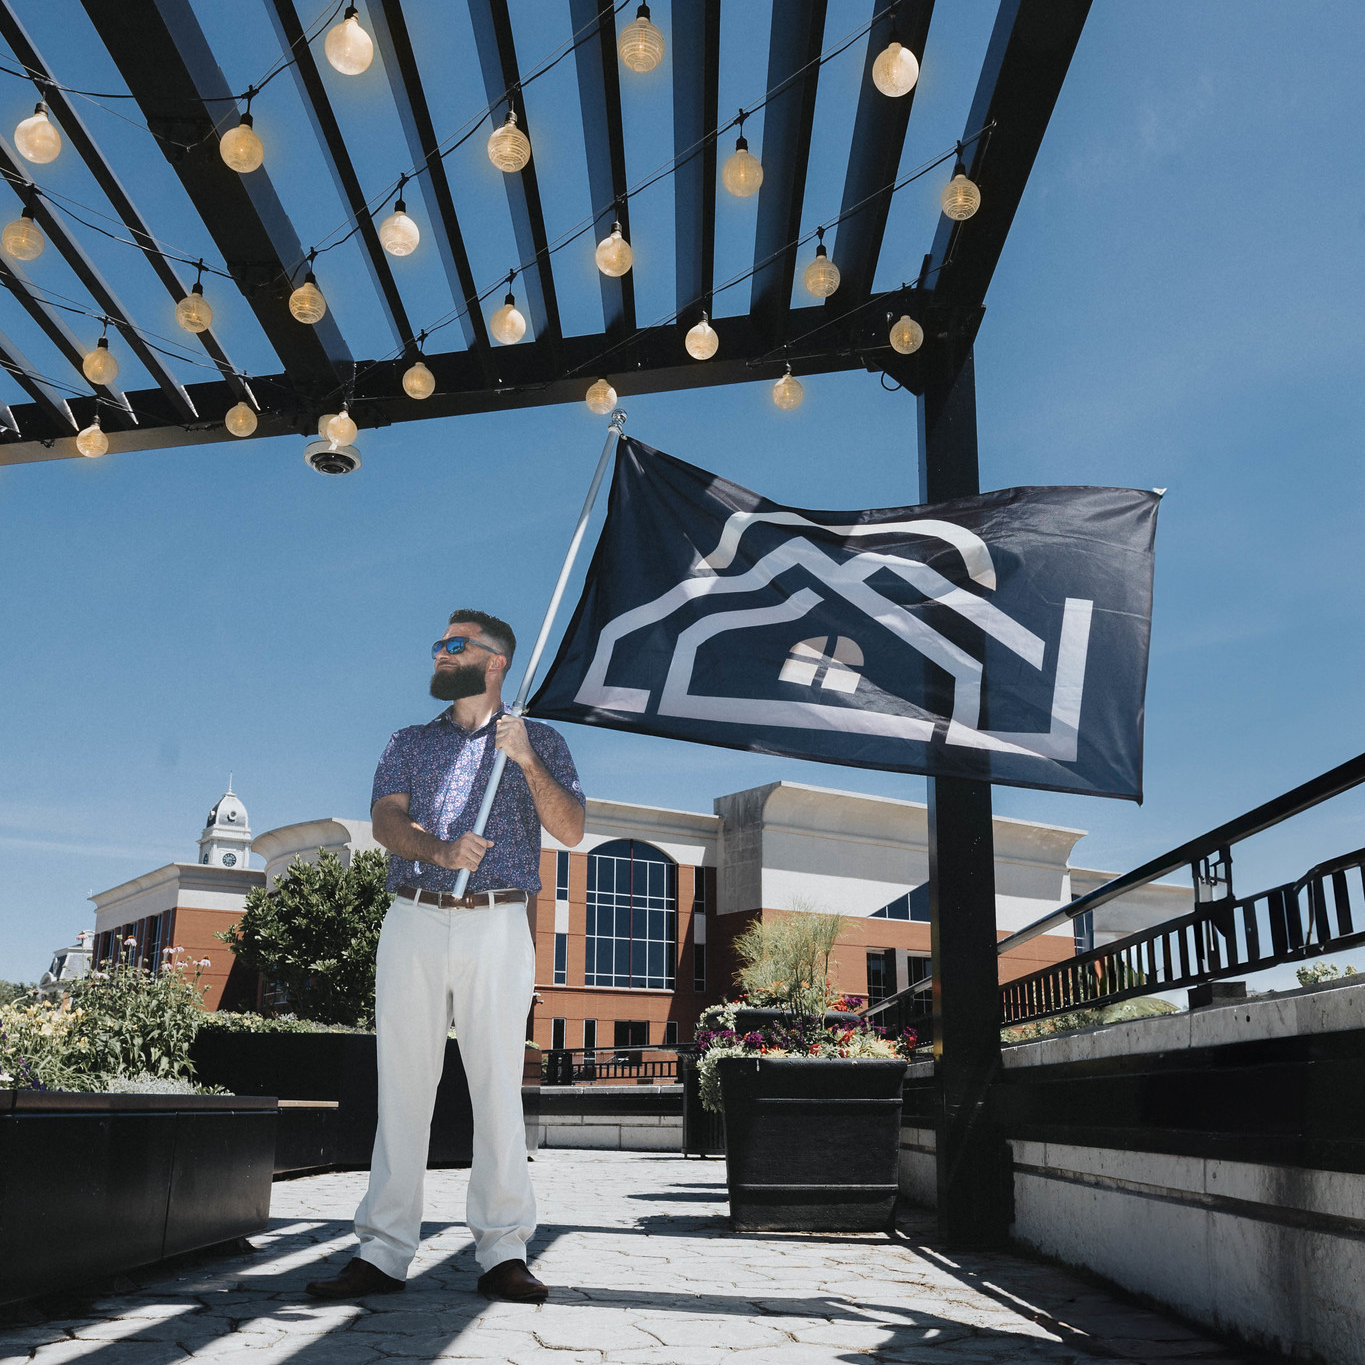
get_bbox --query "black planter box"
[0,1091,276,1305]
[732,1008,863,1034]
[717,1056,907,1232]
[190,1031,475,1171]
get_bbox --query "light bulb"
[721,135,763,198]
[317,413,337,438]
[219,114,264,173]
[618,3,665,73]
[324,7,374,75]
[402,359,435,399]
[225,401,258,437]
[940,166,981,221]
[685,313,718,360]
[289,272,327,324]
[82,338,118,386]
[594,221,633,277]
[872,40,919,97]
[889,314,924,355]
[76,420,107,457]
[489,292,526,344]
[585,378,617,414]
[487,110,531,173]
[2,209,44,261]
[175,282,213,333]
[325,408,357,446]
[802,243,840,298]
[772,365,803,410]
[379,198,420,256]
[14,102,60,164]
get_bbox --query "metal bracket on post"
[451,408,626,896]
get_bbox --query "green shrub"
[733,900,846,1020]
[218,848,392,1027]
[1296,960,1358,987]
[198,1011,366,1035]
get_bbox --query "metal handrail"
[541,1045,687,1086]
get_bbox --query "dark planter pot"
[732,1008,863,1034]
[0,1091,276,1306]
[717,1056,907,1232]
[190,1031,476,1172]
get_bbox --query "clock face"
[222,852,238,867]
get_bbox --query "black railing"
[865,751,1365,1032]
[541,1046,684,1086]
[1002,845,1365,1023]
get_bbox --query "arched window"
[585,839,676,990]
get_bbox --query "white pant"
[354,891,536,1278]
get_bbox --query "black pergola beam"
[749,0,828,345]
[672,0,720,322]
[0,322,74,432]
[570,0,636,342]
[0,257,137,426]
[268,0,415,355]
[829,0,933,310]
[0,305,895,463]
[0,137,194,423]
[369,0,493,378]
[467,0,563,361]
[80,0,351,398]
[924,0,1092,316]
[0,0,253,408]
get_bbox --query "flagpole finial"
[609,408,627,434]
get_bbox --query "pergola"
[0,0,1092,1246]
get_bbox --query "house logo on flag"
[530,440,1160,801]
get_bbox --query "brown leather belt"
[396,884,526,910]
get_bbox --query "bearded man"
[306,609,584,1304]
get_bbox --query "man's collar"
[434,703,507,736]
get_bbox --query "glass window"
[583,1018,597,1054]
[1073,908,1095,954]
[553,932,567,985]
[584,839,676,989]
[551,1017,566,1051]
[556,850,570,899]
[866,948,896,1004]
[663,1020,679,1046]
[693,941,706,992]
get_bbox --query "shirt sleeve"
[370,729,412,807]
[528,723,586,807]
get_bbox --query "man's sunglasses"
[431,637,500,659]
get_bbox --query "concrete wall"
[536,1085,683,1152]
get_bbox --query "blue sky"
[2,2,1363,988]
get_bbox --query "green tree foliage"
[0,980,33,1007]
[733,900,847,1020]
[1295,960,1358,987]
[219,848,392,1027]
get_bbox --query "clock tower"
[197,777,252,870]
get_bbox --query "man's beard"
[429,660,487,701]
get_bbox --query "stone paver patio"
[2,1150,1263,1365]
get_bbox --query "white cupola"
[197,775,252,870]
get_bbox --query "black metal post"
[917,344,1011,1247]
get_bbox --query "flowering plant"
[693,1010,918,1113]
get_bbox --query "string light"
[685,312,718,360]
[872,38,919,97]
[489,288,526,344]
[594,220,633,277]
[220,112,264,174]
[940,153,981,221]
[175,280,213,333]
[618,3,665,73]
[802,229,839,297]
[324,406,357,445]
[225,401,258,436]
[379,193,420,256]
[289,271,327,323]
[585,378,616,414]
[2,208,44,261]
[772,364,803,410]
[76,418,107,457]
[889,313,923,354]
[324,5,374,75]
[722,115,763,198]
[14,101,60,164]
[82,336,118,386]
[487,110,531,173]
[402,358,435,399]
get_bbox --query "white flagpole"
[452,407,626,896]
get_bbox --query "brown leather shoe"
[476,1259,548,1303]
[305,1256,405,1299]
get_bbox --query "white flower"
[197,958,212,968]
[123,936,137,947]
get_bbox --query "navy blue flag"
[528,438,1161,801]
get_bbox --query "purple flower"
[742,1031,764,1048]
